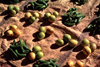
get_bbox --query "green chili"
[52,58,58,63]
[15,49,26,57]
[9,48,18,58]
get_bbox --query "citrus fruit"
[66,60,74,67]
[39,26,46,32]
[81,39,89,47]
[29,16,36,23]
[28,52,36,61]
[53,11,59,17]
[56,39,64,46]
[9,25,18,31]
[44,12,51,19]
[90,43,97,52]
[46,27,54,35]
[9,10,16,16]
[75,60,84,67]
[69,39,78,47]
[63,34,71,42]
[14,6,20,13]
[32,46,41,53]
[48,15,56,23]
[36,51,44,59]
[33,12,39,18]
[6,30,14,37]
[7,5,13,11]
[83,46,91,55]
[24,12,32,20]
[37,32,45,40]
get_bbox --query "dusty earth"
[0,0,100,67]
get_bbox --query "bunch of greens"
[62,8,86,26]
[25,0,49,11]
[8,39,31,60]
[71,0,87,5]
[77,0,87,5]
[34,58,60,67]
[5,0,21,4]
[84,6,100,36]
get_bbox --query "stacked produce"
[34,58,60,67]
[44,11,59,23]
[37,26,54,40]
[56,34,78,47]
[24,12,40,23]
[28,46,44,61]
[62,8,86,26]
[7,5,20,16]
[81,39,97,56]
[66,60,84,67]
[6,25,21,38]
[8,39,31,60]
[25,0,49,11]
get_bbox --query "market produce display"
[0,0,100,67]
[8,39,31,60]
[44,11,59,23]
[7,5,20,16]
[25,0,49,11]
[62,8,86,26]
[5,25,21,38]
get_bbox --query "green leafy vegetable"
[62,8,86,26]
[25,0,49,11]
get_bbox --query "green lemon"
[39,26,46,32]
[44,12,51,19]
[29,52,36,61]
[90,43,97,51]
[48,15,56,23]
[32,46,41,53]
[7,5,13,11]
[63,34,71,42]
[9,10,16,16]
[14,6,20,13]
[56,39,64,46]
[37,32,45,40]
[53,11,59,17]
[33,12,39,18]
[36,51,44,59]
[24,12,32,20]
[69,39,78,47]
[81,39,89,47]
[83,46,91,55]
[29,16,36,23]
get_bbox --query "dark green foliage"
[84,4,100,36]
[62,8,86,26]
[25,0,49,11]
[70,0,87,5]
[34,58,60,67]
[5,0,21,4]
[84,17,100,36]
[8,39,31,60]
